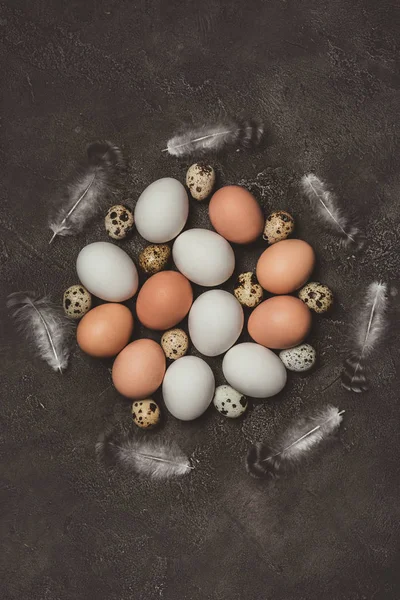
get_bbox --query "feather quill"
[96,428,192,480]
[48,141,126,243]
[7,292,72,373]
[164,119,264,157]
[300,173,364,250]
[246,405,344,479]
[342,282,388,392]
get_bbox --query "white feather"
[301,173,364,250]
[7,292,72,373]
[342,282,388,392]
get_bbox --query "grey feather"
[7,292,72,373]
[246,405,344,478]
[164,119,263,157]
[300,173,364,250]
[342,282,388,392]
[49,141,126,243]
[96,428,192,480]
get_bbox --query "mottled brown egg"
[105,204,134,240]
[139,244,171,275]
[298,282,334,314]
[234,272,264,308]
[132,399,161,429]
[161,328,189,360]
[263,210,295,244]
[63,285,92,319]
[186,163,216,201]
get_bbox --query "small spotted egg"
[298,282,334,314]
[213,385,248,418]
[63,285,92,319]
[263,210,295,244]
[234,272,263,308]
[105,204,134,240]
[279,343,316,372]
[139,244,171,275]
[186,163,216,201]
[161,328,189,360]
[132,399,161,429]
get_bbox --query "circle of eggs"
[63,284,92,319]
[298,282,334,314]
[186,163,216,201]
[161,328,189,360]
[279,344,316,372]
[132,399,161,429]
[134,178,189,243]
[223,342,287,398]
[76,242,138,302]
[188,290,244,357]
[213,385,248,418]
[105,204,134,240]
[173,228,235,286]
[139,244,171,275]
[162,356,215,421]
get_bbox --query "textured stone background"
[1,1,399,599]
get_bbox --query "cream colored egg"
[263,210,295,244]
[161,328,189,360]
[186,164,216,201]
[234,272,263,308]
[139,244,171,275]
[131,399,161,429]
[105,204,134,240]
[63,285,92,319]
[298,282,334,313]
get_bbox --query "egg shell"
[162,356,215,421]
[233,272,264,308]
[77,303,134,358]
[279,344,316,372]
[132,399,161,429]
[134,178,189,243]
[136,271,193,330]
[105,204,134,240]
[248,296,312,349]
[63,285,92,319]
[112,339,166,399]
[188,290,244,357]
[186,163,216,201]
[223,342,287,398]
[298,282,334,314]
[161,328,189,360]
[263,210,295,244]
[173,228,235,287]
[76,242,139,302]
[213,385,248,418]
[209,185,264,244]
[256,239,315,294]
[138,244,171,275]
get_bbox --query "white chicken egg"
[188,290,244,357]
[76,242,138,302]
[222,342,287,398]
[172,228,235,286]
[162,356,215,421]
[134,177,189,243]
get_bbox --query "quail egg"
[234,272,264,308]
[298,282,334,313]
[213,385,248,418]
[139,244,171,275]
[279,343,316,372]
[63,285,92,319]
[186,163,216,201]
[105,204,134,240]
[161,328,189,360]
[263,210,295,244]
[132,399,161,429]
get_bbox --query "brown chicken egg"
[77,303,134,358]
[209,185,264,244]
[248,296,312,349]
[256,239,315,294]
[136,271,193,330]
[112,339,166,399]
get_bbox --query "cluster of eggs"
[63,165,334,428]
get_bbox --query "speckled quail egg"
[298,282,334,314]
[132,399,161,429]
[139,244,171,275]
[105,204,134,240]
[279,343,316,372]
[186,163,216,201]
[63,285,92,319]
[213,385,248,418]
[234,272,264,308]
[263,210,295,244]
[161,328,189,360]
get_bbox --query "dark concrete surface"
[1,1,399,599]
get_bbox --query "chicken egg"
[209,185,264,244]
[256,239,315,294]
[77,303,134,358]
[112,339,166,399]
